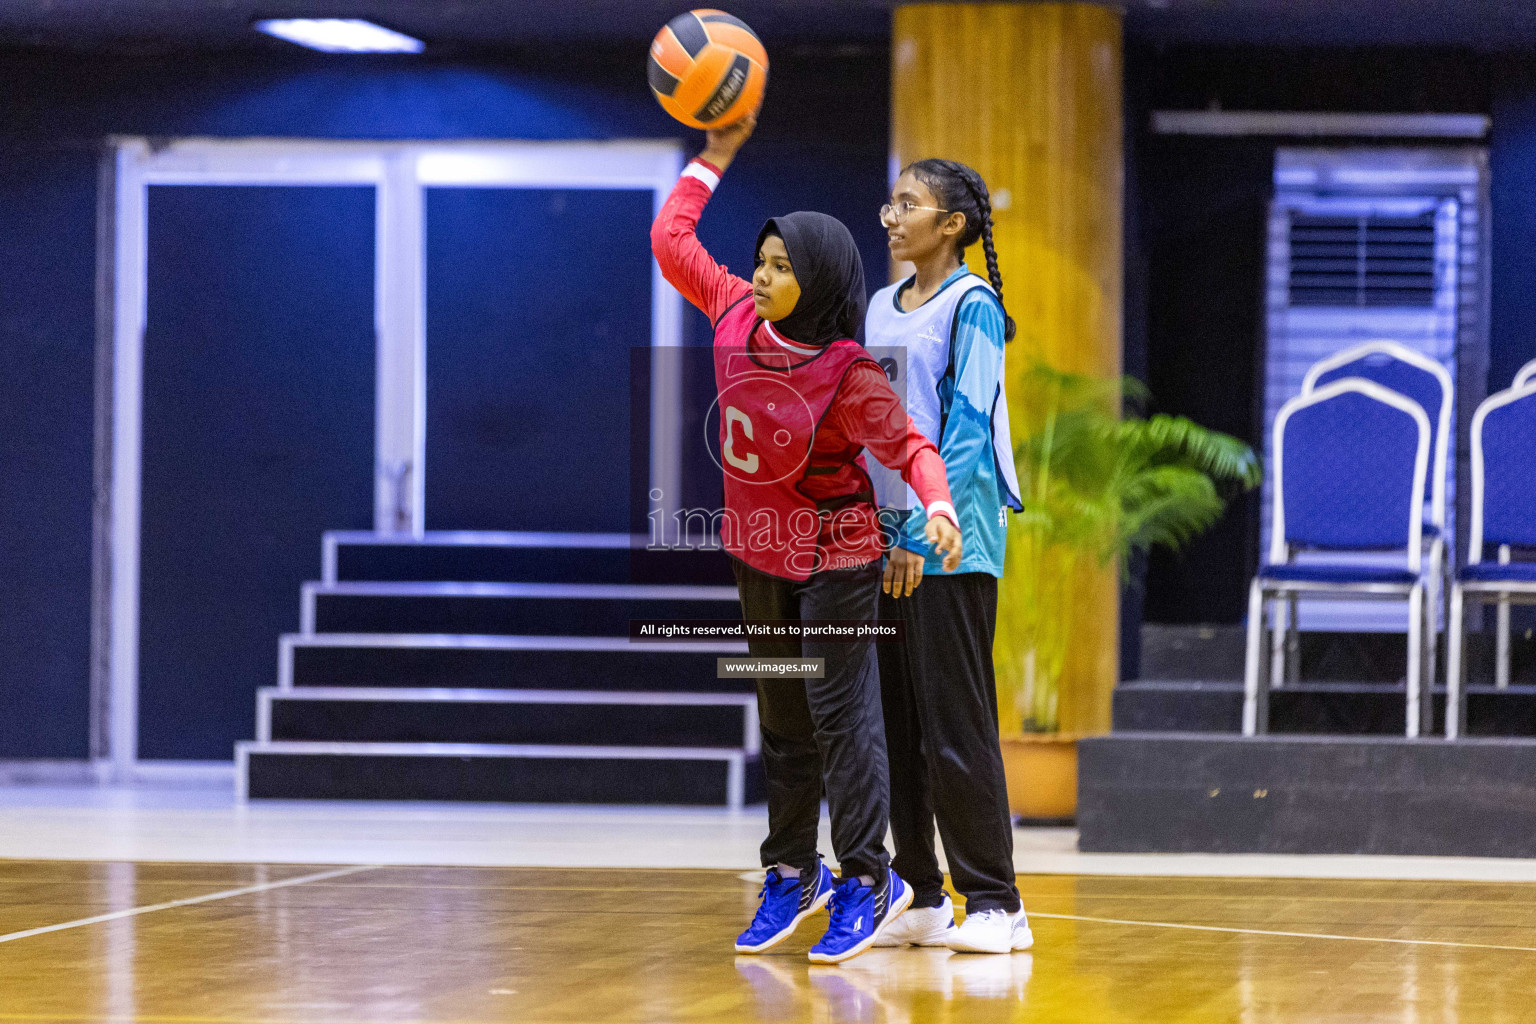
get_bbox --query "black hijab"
[755,212,867,348]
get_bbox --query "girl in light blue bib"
[866,159,1033,955]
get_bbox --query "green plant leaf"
[998,364,1263,734]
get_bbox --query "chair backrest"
[1271,377,1430,570]
[1302,340,1452,528]
[1514,357,1536,391]
[1469,383,1536,562]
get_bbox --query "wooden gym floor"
[0,862,1531,1023]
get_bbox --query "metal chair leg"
[1269,596,1287,691]
[1498,545,1512,690]
[1425,541,1443,693]
[1243,580,1268,736]
[1446,585,1466,740]
[1421,581,1436,735]
[1497,597,1512,690]
[1406,583,1424,738]
[1285,593,1301,687]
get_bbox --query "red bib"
[711,298,875,580]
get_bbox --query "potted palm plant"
[995,365,1261,820]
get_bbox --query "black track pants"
[877,572,1021,914]
[731,557,891,882]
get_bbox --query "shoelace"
[750,871,798,924]
[823,878,866,936]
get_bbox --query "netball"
[647,9,768,129]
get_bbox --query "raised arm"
[649,115,758,324]
[651,161,750,322]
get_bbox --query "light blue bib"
[864,273,1023,516]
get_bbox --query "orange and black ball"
[648,9,768,130]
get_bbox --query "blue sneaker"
[735,860,836,953]
[807,869,913,964]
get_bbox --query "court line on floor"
[1030,911,1536,952]
[0,864,378,946]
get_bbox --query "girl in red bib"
[651,115,961,964]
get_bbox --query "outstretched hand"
[700,110,758,174]
[924,516,963,573]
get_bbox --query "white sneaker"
[946,907,1034,953]
[871,894,955,947]
[1011,908,1035,951]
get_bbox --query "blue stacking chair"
[1244,378,1434,737]
[1444,383,1536,739]
[1488,357,1536,682]
[1286,342,1452,691]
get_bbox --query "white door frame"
[102,136,683,774]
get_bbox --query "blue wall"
[0,46,890,759]
[1490,66,1536,392]
[138,185,377,760]
[0,147,96,756]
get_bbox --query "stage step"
[1139,624,1536,685]
[241,531,761,806]
[1139,625,1246,681]
[324,531,734,586]
[280,635,753,692]
[1113,680,1246,733]
[238,740,763,807]
[1139,625,1416,683]
[259,687,758,749]
[1115,680,1536,736]
[303,582,740,636]
[1078,732,1536,856]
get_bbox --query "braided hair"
[903,158,1016,342]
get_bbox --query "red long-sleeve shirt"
[651,159,956,570]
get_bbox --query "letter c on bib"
[723,407,759,474]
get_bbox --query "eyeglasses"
[880,201,949,225]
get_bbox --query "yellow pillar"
[891,2,1123,736]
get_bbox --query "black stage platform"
[1079,732,1536,856]
[1078,625,1536,856]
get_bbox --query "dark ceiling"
[1,0,1535,52]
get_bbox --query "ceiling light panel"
[254,18,424,53]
